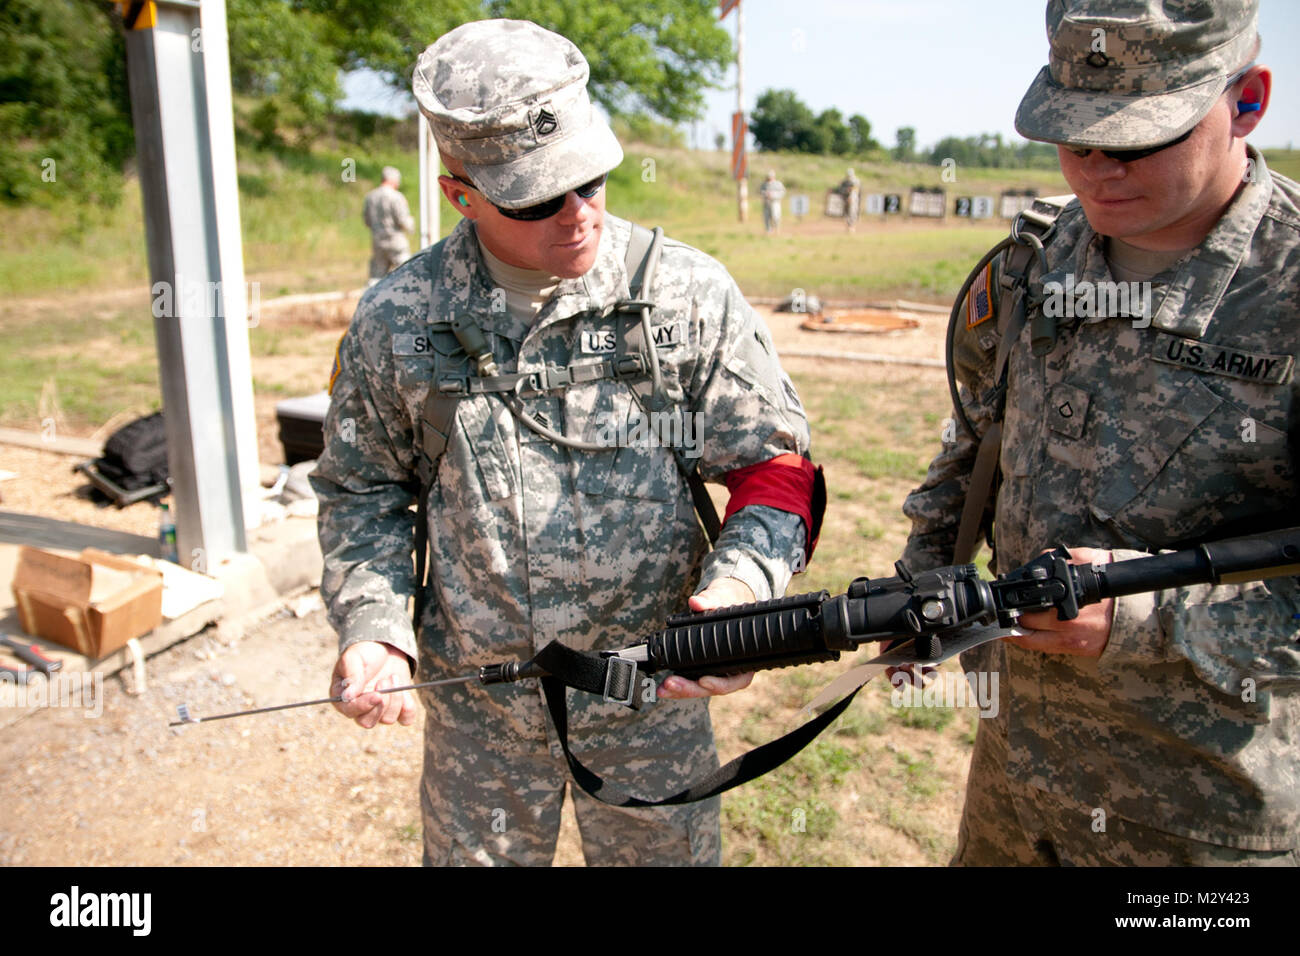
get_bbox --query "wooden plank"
[0,511,159,557]
[0,427,102,459]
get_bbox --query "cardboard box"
[10,547,163,658]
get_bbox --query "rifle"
[173,527,1300,807]
[479,525,1300,703]
[464,525,1300,807]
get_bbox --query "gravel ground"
[0,603,585,866]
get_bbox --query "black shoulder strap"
[951,196,1071,564]
[412,242,448,631]
[529,639,860,806]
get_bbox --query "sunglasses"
[1064,126,1195,163]
[449,173,607,221]
[1063,65,1255,164]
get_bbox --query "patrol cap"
[1015,0,1259,149]
[411,19,623,210]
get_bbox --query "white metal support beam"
[418,112,440,250]
[120,0,259,570]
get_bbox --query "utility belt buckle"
[599,655,640,709]
[518,366,573,396]
[614,355,644,378]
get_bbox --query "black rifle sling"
[534,636,860,806]
[543,674,858,806]
[951,198,1068,564]
[534,620,1008,807]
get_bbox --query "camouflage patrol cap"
[412,19,623,210]
[1015,0,1259,149]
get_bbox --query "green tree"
[226,1,730,137]
[848,114,879,153]
[0,0,133,207]
[2,0,733,207]
[925,132,1061,169]
[893,126,916,162]
[815,108,853,156]
[751,89,877,157]
[486,0,731,123]
[750,89,818,152]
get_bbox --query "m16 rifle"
[172,527,1300,807]
[467,526,1300,807]
[479,525,1300,702]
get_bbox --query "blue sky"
[342,0,1300,152]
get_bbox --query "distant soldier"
[363,166,415,283]
[759,170,785,233]
[838,167,860,231]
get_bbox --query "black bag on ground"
[78,412,170,505]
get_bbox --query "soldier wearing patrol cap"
[362,166,415,283]
[903,0,1299,865]
[311,19,820,866]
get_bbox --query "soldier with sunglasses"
[311,19,818,866]
[903,0,1299,865]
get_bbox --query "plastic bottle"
[158,501,178,564]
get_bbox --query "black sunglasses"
[1064,126,1195,163]
[450,173,607,221]
[1064,65,1254,164]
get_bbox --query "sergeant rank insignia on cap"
[532,106,559,138]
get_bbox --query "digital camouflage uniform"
[312,212,810,865]
[363,184,415,279]
[902,148,1300,865]
[759,176,785,233]
[839,170,860,229]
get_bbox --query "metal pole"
[417,112,440,250]
[120,0,257,569]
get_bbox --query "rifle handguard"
[648,590,839,677]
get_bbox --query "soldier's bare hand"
[331,641,418,728]
[659,577,757,699]
[1006,547,1115,658]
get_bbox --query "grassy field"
[0,130,1073,430]
[712,358,977,866]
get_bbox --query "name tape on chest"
[581,320,685,355]
[392,333,438,356]
[1152,332,1294,386]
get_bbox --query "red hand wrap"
[722,454,823,560]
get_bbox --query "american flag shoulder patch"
[966,262,994,329]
